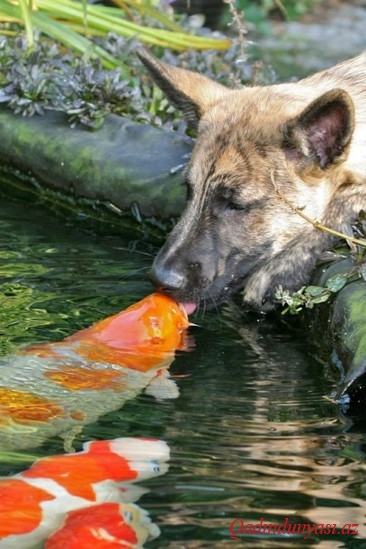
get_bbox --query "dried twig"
[223,0,248,58]
[270,171,366,248]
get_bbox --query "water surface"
[0,193,365,547]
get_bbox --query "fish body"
[0,293,190,450]
[46,502,159,549]
[0,437,168,548]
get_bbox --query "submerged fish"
[46,502,153,549]
[0,293,192,450]
[26,292,191,370]
[0,437,169,548]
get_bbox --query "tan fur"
[138,49,366,310]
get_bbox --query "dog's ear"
[282,89,355,169]
[137,48,228,130]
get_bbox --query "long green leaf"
[18,0,34,48]
[35,0,231,49]
[33,12,127,69]
[112,0,185,33]
[81,0,88,33]
[0,1,23,23]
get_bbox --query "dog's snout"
[150,261,186,292]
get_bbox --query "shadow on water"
[1,191,366,547]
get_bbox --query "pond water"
[0,191,366,547]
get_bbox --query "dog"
[137,49,366,312]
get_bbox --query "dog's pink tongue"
[181,302,197,315]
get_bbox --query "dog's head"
[138,49,355,311]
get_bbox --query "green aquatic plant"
[0,0,231,69]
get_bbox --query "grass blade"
[32,11,127,70]
[18,0,34,48]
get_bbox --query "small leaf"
[325,273,348,293]
[308,292,331,305]
[303,285,329,298]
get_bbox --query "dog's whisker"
[114,246,155,258]
[120,266,150,280]
[207,291,222,321]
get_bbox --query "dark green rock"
[0,108,191,219]
[315,259,366,407]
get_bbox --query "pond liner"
[0,107,190,220]
[0,107,365,409]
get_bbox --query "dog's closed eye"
[225,196,247,211]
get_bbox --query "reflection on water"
[0,194,366,547]
[141,314,366,548]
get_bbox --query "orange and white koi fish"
[0,437,169,548]
[0,293,191,451]
[46,502,153,549]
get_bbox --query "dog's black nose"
[150,262,186,292]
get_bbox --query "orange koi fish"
[46,502,154,549]
[0,293,191,451]
[27,292,190,370]
[0,437,169,548]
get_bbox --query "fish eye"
[122,510,133,522]
[150,459,160,473]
